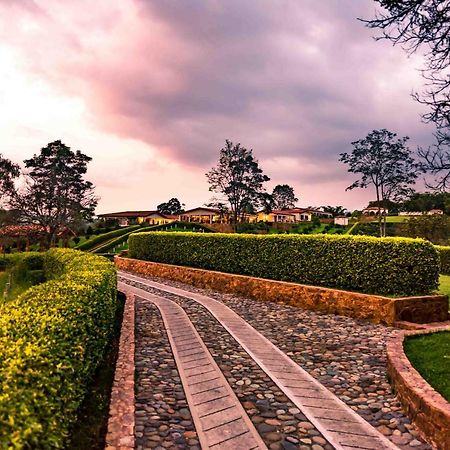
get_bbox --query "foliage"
[128,232,439,296]
[271,184,298,210]
[75,225,140,251]
[206,140,270,224]
[401,191,450,214]
[436,245,450,275]
[157,198,185,215]
[404,331,450,402]
[0,249,117,448]
[0,154,19,202]
[339,129,418,237]
[321,205,348,217]
[401,215,450,245]
[9,141,98,248]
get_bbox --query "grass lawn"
[384,216,408,223]
[438,274,450,298]
[404,331,450,402]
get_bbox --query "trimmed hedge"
[75,225,140,251]
[128,232,439,296]
[0,249,117,448]
[436,245,450,275]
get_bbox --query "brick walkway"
[118,271,405,450]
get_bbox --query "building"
[398,209,444,216]
[334,216,349,226]
[255,210,296,223]
[362,206,389,216]
[179,207,224,224]
[97,210,176,226]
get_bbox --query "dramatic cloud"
[0,0,435,210]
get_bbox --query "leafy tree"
[402,214,450,245]
[402,191,450,214]
[322,205,348,217]
[157,197,185,215]
[339,129,418,237]
[0,154,19,203]
[206,140,270,225]
[10,140,98,248]
[271,184,298,209]
[204,197,229,220]
[364,1,450,189]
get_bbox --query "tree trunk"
[375,186,383,237]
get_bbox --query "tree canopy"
[157,197,185,215]
[10,140,97,248]
[339,129,418,236]
[271,184,298,210]
[206,140,269,225]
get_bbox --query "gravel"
[124,274,432,450]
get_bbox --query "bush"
[129,232,439,296]
[0,249,117,448]
[75,225,140,251]
[436,245,450,275]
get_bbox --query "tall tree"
[206,140,270,225]
[0,154,19,203]
[157,197,185,215]
[10,141,98,248]
[271,184,298,210]
[364,1,450,189]
[339,129,418,237]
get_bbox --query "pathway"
[117,271,422,450]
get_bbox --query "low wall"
[387,327,450,450]
[115,257,449,325]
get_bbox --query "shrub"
[436,245,450,275]
[0,249,116,448]
[75,225,140,251]
[129,232,439,296]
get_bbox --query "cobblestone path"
[118,271,433,450]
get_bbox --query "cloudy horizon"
[0,0,435,213]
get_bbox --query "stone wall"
[115,257,449,325]
[387,326,450,450]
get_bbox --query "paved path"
[119,281,266,450]
[119,271,401,450]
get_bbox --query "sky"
[0,0,435,213]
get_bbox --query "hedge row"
[0,249,117,448]
[75,225,140,251]
[436,245,450,275]
[128,232,439,296]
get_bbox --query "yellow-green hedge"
[436,245,450,275]
[129,232,439,296]
[0,249,117,448]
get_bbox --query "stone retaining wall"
[386,326,450,450]
[115,257,449,325]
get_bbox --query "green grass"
[438,274,450,298]
[404,331,450,402]
[384,216,408,223]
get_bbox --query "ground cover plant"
[404,331,450,402]
[0,249,117,448]
[128,232,439,296]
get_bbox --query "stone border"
[386,325,450,450]
[115,257,449,325]
[105,289,135,450]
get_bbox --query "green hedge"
[129,232,439,296]
[436,245,450,275]
[75,225,140,251]
[0,249,117,448]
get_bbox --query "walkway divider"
[118,281,267,450]
[119,271,400,450]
